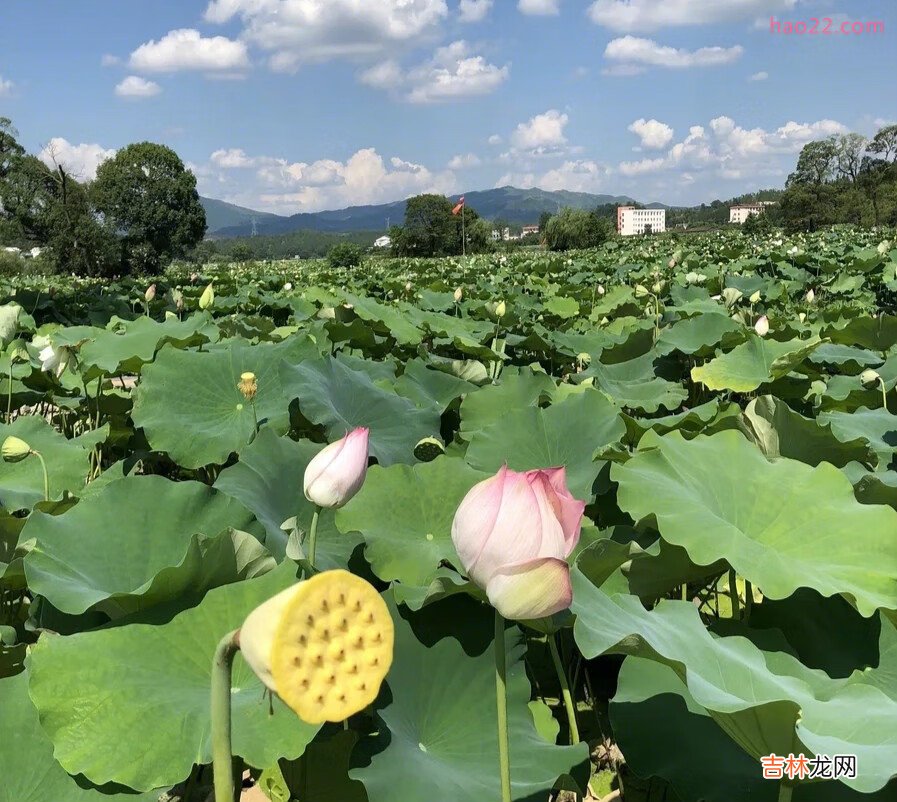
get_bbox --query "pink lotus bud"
[451,465,585,620]
[754,315,769,336]
[303,428,369,508]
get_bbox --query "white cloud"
[605,36,743,69]
[511,109,569,151]
[0,76,13,97]
[618,157,666,176]
[498,159,607,193]
[115,76,162,98]
[210,148,258,168]
[588,0,797,32]
[459,0,492,22]
[38,138,116,181]
[129,29,250,73]
[749,70,769,81]
[203,0,448,72]
[447,153,482,169]
[363,41,509,103]
[518,0,560,15]
[628,118,673,149]
[488,134,503,145]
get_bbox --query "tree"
[538,211,553,232]
[869,124,897,162]
[834,133,867,182]
[391,194,490,257]
[787,137,837,186]
[92,142,206,272]
[327,242,364,268]
[543,207,613,251]
[230,243,254,263]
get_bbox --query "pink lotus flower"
[451,465,585,620]
[303,427,369,508]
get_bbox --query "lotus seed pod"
[634,284,649,299]
[453,287,463,302]
[145,284,157,303]
[199,283,215,310]
[1,436,32,463]
[495,300,506,318]
[238,371,258,401]
[413,436,445,462]
[861,369,881,387]
[240,570,394,725]
[754,315,770,337]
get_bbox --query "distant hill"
[203,185,657,239]
[200,198,283,236]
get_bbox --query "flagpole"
[461,202,466,258]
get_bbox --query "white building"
[521,224,540,237]
[373,235,392,248]
[617,206,666,236]
[729,202,775,224]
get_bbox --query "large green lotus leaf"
[581,352,688,413]
[23,475,262,616]
[613,430,897,616]
[336,457,486,586]
[133,337,317,468]
[0,670,154,802]
[739,395,877,467]
[824,315,897,351]
[343,294,424,346]
[0,416,106,511]
[351,596,589,802]
[544,295,579,319]
[817,407,897,469]
[611,658,892,802]
[465,389,625,500]
[622,399,739,445]
[808,342,883,371]
[28,561,319,791]
[458,369,555,440]
[407,309,499,360]
[392,358,475,411]
[280,356,440,466]
[655,312,743,356]
[570,563,897,792]
[691,335,821,392]
[214,427,362,566]
[79,313,216,374]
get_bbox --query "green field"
[2,228,897,802]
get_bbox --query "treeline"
[780,125,897,231]
[0,117,205,276]
[194,229,378,263]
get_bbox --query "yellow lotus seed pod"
[237,371,258,401]
[495,300,506,318]
[240,570,393,725]
[199,283,215,310]
[1,436,32,463]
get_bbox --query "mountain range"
[201,186,666,239]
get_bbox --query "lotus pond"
[1,229,897,802]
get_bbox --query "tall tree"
[834,133,867,182]
[787,137,837,186]
[869,124,897,162]
[91,142,206,272]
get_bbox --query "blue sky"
[1,0,894,213]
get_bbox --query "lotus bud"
[199,284,215,310]
[2,436,32,463]
[652,280,665,295]
[303,427,369,509]
[877,241,890,255]
[145,284,157,303]
[799,312,807,323]
[284,282,293,291]
[237,371,257,401]
[861,369,881,387]
[454,287,463,302]
[754,315,770,337]
[240,570,393,724]
[749,291,761,304]
[190,272,199,284]
[634,284,649,298]
[805,289,815,304]
[668,258,676,269]
[38,343,75,378]
[172,288,185,312]
[451,465,585,620]
[596,285,605,296]
[404,281,412,292]
[495,300,506,318]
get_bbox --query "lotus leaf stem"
[548,634,581,747]
[778,781,794,802]
[307,506,321,569]
[728,568,740,619]
[32,450,49,502]
[211,629,241,802]
[494,609,512,802]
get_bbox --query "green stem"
[881,379,888,413]
[728,568,740,619]
[6,362,13,424]
[778,781,794,802]
[744,580,753,623]
[307,506,321,569]
[211,629,240,802]
[32,450,49,502]
[494,609,512,802]
[548,634,580,746]
[250,399,259,437]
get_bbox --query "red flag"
[452,196,465,215]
